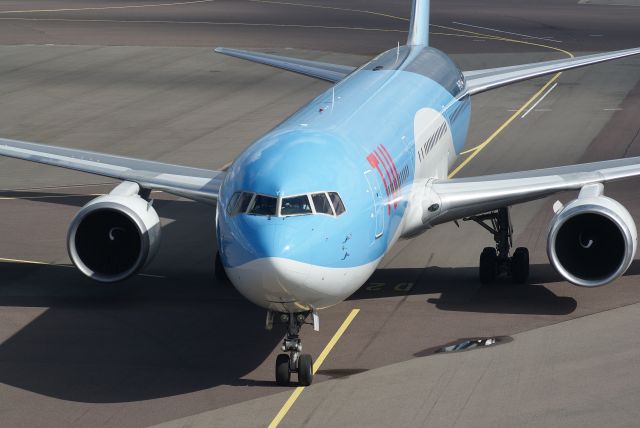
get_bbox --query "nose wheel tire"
[276,353,291,386]
[297,354,314,386]
[274,311,315,386]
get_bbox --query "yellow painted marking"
[0,190,162,201]
[448,73,562,178]
[0,17,406,33]
[3,182,116,191]
[0,257,165,278]
[0,257,56,265]
[0,0,214,14]
[430,26,574,178]
[268,308,360,428]
[249,0,411,23]
[433,24,574,57]
[0,193,89,200]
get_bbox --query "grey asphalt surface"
[156,301,640,428]
[0,1,640,427]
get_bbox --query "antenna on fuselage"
[407,0,430,46]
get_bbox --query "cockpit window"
[228,190,344,217]
[311,193,334,215]
[227,192,241,215]
[248,194,277,216]
[281,195,312,216]
[237,192,254,214]
[328,192,346,216]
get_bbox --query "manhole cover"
[415,336,513,357]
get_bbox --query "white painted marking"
[521,82,558,118]
[604,108,623,111]
[452,21,562,43]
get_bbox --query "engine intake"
[68,182,161,282]
[547,190,637,287]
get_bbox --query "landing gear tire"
[275,353,291,386]
[511,247,530,284]
[297,354,314,386]
[275,311,314,386]
[479,247,498,284]
[215,252,229,282]
[467,208,530,285]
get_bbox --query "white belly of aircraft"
[226,257,381,312]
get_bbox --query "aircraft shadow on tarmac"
[349,264,582,316]
[1,190,636,402]
[0,191,285,402]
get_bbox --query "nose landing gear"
[273,311,314,386]
[465,207,530,284]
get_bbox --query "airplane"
[1,0,640,387]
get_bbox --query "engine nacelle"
[67,182,161,282]
[547,188,637,287]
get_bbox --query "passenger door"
[364,170,384,239]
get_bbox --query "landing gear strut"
[464,207,529,284]
[274,311,314,386]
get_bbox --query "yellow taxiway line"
[0,190,162,201]
[0,257,57,265]
[268,308,360,428]
[0,257,163,278]
[448,72,562,177]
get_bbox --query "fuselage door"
[364,170,384,239]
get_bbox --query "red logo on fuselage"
[367,144,400,215]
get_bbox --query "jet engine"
[547,184,637,287]
[67,182,161,282]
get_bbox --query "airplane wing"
[214,47,356,83]
[425,156,640,226]
[463,47,640,96]
[0,138,225,204]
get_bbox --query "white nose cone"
[226,257,379,312]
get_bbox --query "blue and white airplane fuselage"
[217,46,471,312]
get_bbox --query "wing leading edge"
[463,47,640,96]
[425,156,640,226]
[0,138,225,204]
[214,47,356,83]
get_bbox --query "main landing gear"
[464,207,530,284]
[271,311,314,386]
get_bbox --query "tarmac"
[0,1,639,427]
